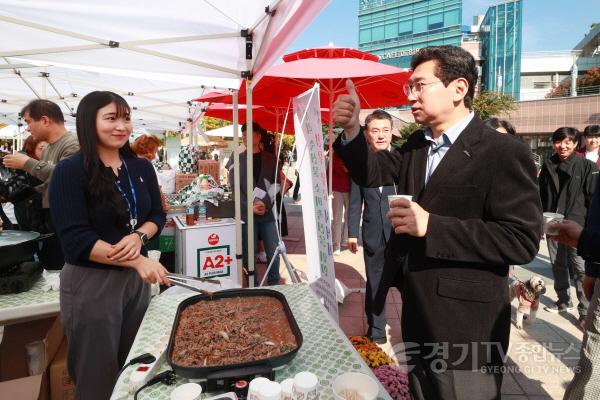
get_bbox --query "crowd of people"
[1,43,599,400]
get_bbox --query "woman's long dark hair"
[76,91,135,210]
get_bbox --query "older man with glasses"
[347,109,400,345]
[333,45,542,400]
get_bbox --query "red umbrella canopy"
[193,90,231,103]
[238,50,411,110]
[282,47,379,62]
[203,103,329,135]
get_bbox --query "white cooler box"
[174,217,240,284]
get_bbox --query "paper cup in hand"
[388,194,412,208]
[332,372,378,400]
[148,250,161,261]
[292,371,319,400]
[543,212,564,235]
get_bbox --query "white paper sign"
[293,84,338,321]
[253,187,267,201]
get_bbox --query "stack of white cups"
[248,372,319,400]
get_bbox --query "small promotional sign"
[197,245,233,278]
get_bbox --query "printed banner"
[293,84,338,321]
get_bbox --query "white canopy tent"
[0,0,330,286]
[0,124,19,138]
[0,124,29,150]
[204,125,240,138]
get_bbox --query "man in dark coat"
[551,171,600,398]
[333,45,542,399]
[348,109,400,344]
[538,127,597,321]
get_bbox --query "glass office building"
[479,0,523,99]
[358,0,463,68]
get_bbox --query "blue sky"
[287,0,600,54]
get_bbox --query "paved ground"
[266,197,583,400]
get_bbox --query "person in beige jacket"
[4,99,79,268]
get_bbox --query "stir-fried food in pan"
[171,296,298,367]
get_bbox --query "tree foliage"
[580,67,600,87]
[280,134,295,154]
[547,67,600,98]
[472,91,517,120]
[392,122,422,147]
[202,116,229,131]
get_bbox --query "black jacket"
[334,116,542,369]
[226,151,277,223]
[578,173,600,277]
[539,153,598,226]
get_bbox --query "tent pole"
[246,79,255,288]
[232,90,243,287]
[328,88,334,197]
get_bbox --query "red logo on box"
[208,233,219,245]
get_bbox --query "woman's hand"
[108,233,142,261]
[133,257,170,285]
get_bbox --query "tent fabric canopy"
[0,64,212,130]
[0,0,330,286]
[0,0,330,130]
[0,124,24,138]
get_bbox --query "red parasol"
[282,47,380,62]
[236,47,411,109]
[203,103,329,135]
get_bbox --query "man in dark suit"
[333,46,542,399]
[348,109,399,344]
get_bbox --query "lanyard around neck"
[114,157,138,233]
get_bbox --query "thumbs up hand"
[333,79,361,140]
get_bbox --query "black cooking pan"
[167,288,303,379]
[0,230,52,271]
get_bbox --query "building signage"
[380,48,421,59]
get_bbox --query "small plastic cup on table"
[292,372,319,400]
[248,377,270,400]
[170,382,202,400]
[258,381,282,400]
[280,378,294,400]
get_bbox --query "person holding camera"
[3,100,79,267]
[7,135,47,232]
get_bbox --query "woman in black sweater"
[49,91,169,400]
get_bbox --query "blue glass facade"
[480,0,522,100]
[358,0,463,69]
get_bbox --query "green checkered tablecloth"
[111,283,390,400]
[0,273,60,325]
